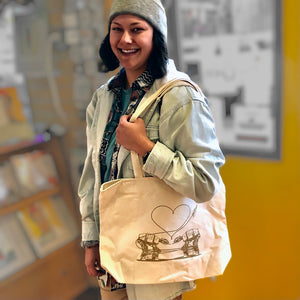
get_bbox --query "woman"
[78,0,225,299]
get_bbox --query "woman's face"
[110,14,153,82]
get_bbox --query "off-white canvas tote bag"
[99,79,231,284]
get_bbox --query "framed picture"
[168,0,282,159]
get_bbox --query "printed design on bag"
[135,204,201,261]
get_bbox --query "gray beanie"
[109,0,168,41]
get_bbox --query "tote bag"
[99,79,231,284]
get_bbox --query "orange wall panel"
[184,0,300,299]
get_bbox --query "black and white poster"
[167,0,282,159]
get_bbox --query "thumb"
[119,114,130,124]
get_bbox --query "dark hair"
[98,27,168,79]
[98,34,119,72]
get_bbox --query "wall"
[25,0,84,149]
[184,0,300,299]
[25,0,108,152]
[21,0,299,298]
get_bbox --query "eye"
[111,26,122,32]
[132,27,144,33]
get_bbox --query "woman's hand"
[85,244,104,277]
[116,115,154,156]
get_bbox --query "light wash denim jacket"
[78,60,225,300]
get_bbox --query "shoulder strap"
[129,79,199,123]
[129,79,200,178]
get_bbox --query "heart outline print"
[151,204,191,239]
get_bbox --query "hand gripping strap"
[129,79,200,178]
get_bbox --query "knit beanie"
[108,0,168,41]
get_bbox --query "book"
[0,86,34,146]
[0,214,36,281]
[16,196,79,258]
[0,161,20,207]
[29,150,59,188]
[9,150,59,198]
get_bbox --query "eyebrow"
[111,21,142,26]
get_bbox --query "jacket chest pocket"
[146,125,159,142]
[144,102,160,142]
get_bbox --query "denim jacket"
[78,60,225,243]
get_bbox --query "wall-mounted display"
[169,0,282,159]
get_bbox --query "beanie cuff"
[108,0,167,41]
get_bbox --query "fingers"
[87,261,106,277]
[119,114,129,124]
[119,115,144,125]
[117,116,145,136]
[116,115,130,137]
[85,256,99,276]
[134,117,145,126]
[86,263,99,277]
[116,115,150,155]
[85,246,101,277]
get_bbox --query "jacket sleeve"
[143,86,225,203]
[78,91,99,241]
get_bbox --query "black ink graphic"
[135,204,201,261]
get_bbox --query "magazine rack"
[0,135,90,300]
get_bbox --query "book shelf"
[0,135,90,300]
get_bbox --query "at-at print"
[135,204,201,261]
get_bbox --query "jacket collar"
[108,68,155,96]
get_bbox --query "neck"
[126,75,136,88]
[125,69,145,88]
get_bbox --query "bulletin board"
[169,0,282,159]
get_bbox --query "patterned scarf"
[99,68,154,182]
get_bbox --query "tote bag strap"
[129,79,200,178]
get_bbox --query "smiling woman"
[78,0,227,300]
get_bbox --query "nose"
[120,30,132,44]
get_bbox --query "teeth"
[121,49,138,53]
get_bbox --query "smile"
[120,49,139,54]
